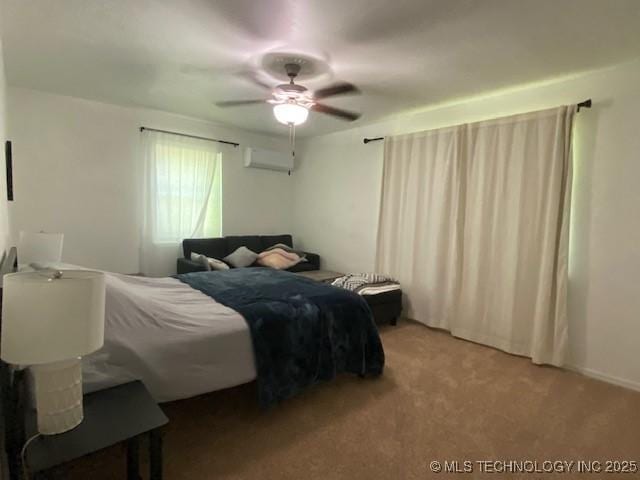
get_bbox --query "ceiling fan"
[216,63,361,126]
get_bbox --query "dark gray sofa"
[177,234,320,274]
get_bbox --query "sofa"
[177,234,320,274]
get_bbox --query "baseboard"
[566,364,640,392]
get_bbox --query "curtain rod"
[139,127,240,147]
[363,99,593,144]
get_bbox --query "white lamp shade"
[273,103,309,125]
[1,270,106,365]
[18,231,64,266]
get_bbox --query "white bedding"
[82,272,256,402]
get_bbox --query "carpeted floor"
[59,321,640,479]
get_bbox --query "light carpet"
[59,321,640,479]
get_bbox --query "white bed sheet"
[82,273,256,402]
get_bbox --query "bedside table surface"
[27,380,168,473]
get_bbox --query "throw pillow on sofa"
[263,243,307,260]
[256,248,304,270]
[190,252,212,271]
[223,246,259,268]
[208,257,230,271]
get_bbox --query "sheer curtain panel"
[376,106,576,365]
[140,131,222,277]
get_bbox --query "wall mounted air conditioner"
[244,147,293,173]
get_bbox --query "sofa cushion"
[183,238,227,260]
[260,234,293,251]
[226,235,262,255]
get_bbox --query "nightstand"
[23,380,168,480]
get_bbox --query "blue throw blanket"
[174,268,385,407]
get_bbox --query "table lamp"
[1,270,106,435]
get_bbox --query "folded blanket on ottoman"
[331,273,400,295]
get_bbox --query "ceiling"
[2,0,640,137]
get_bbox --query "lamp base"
[32,358,84,435]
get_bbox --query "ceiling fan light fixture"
[273,102,309,126]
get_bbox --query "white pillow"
[190,252,212,271]
[208,257,230,271]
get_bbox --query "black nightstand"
[24,380,168,480]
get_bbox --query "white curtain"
[140,131,222,277]
[376,106,575,365]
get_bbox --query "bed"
[53,264,385,407]
[1,249,384,478]
[2,250,384,408]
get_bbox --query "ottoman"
[363,288,402,326]
[296,270,402,325]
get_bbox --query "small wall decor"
[5,140,13,201]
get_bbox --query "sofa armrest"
[177,257,207,274]
[286,252,320,273]
[302,252,320,270]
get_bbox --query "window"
[140,130,222,276]
[151,142,222,243]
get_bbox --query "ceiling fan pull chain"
[288,123,296,176]
[289,122,293,149]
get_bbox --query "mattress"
[82,273,256,402]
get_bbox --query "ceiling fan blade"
[313,82,360,99]
[311,103,361,121]
[215,99,268,107]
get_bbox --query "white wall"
[6,55,640,391]
[7,87,293,273]
[293,58,640,391]
[0,35,10,257]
